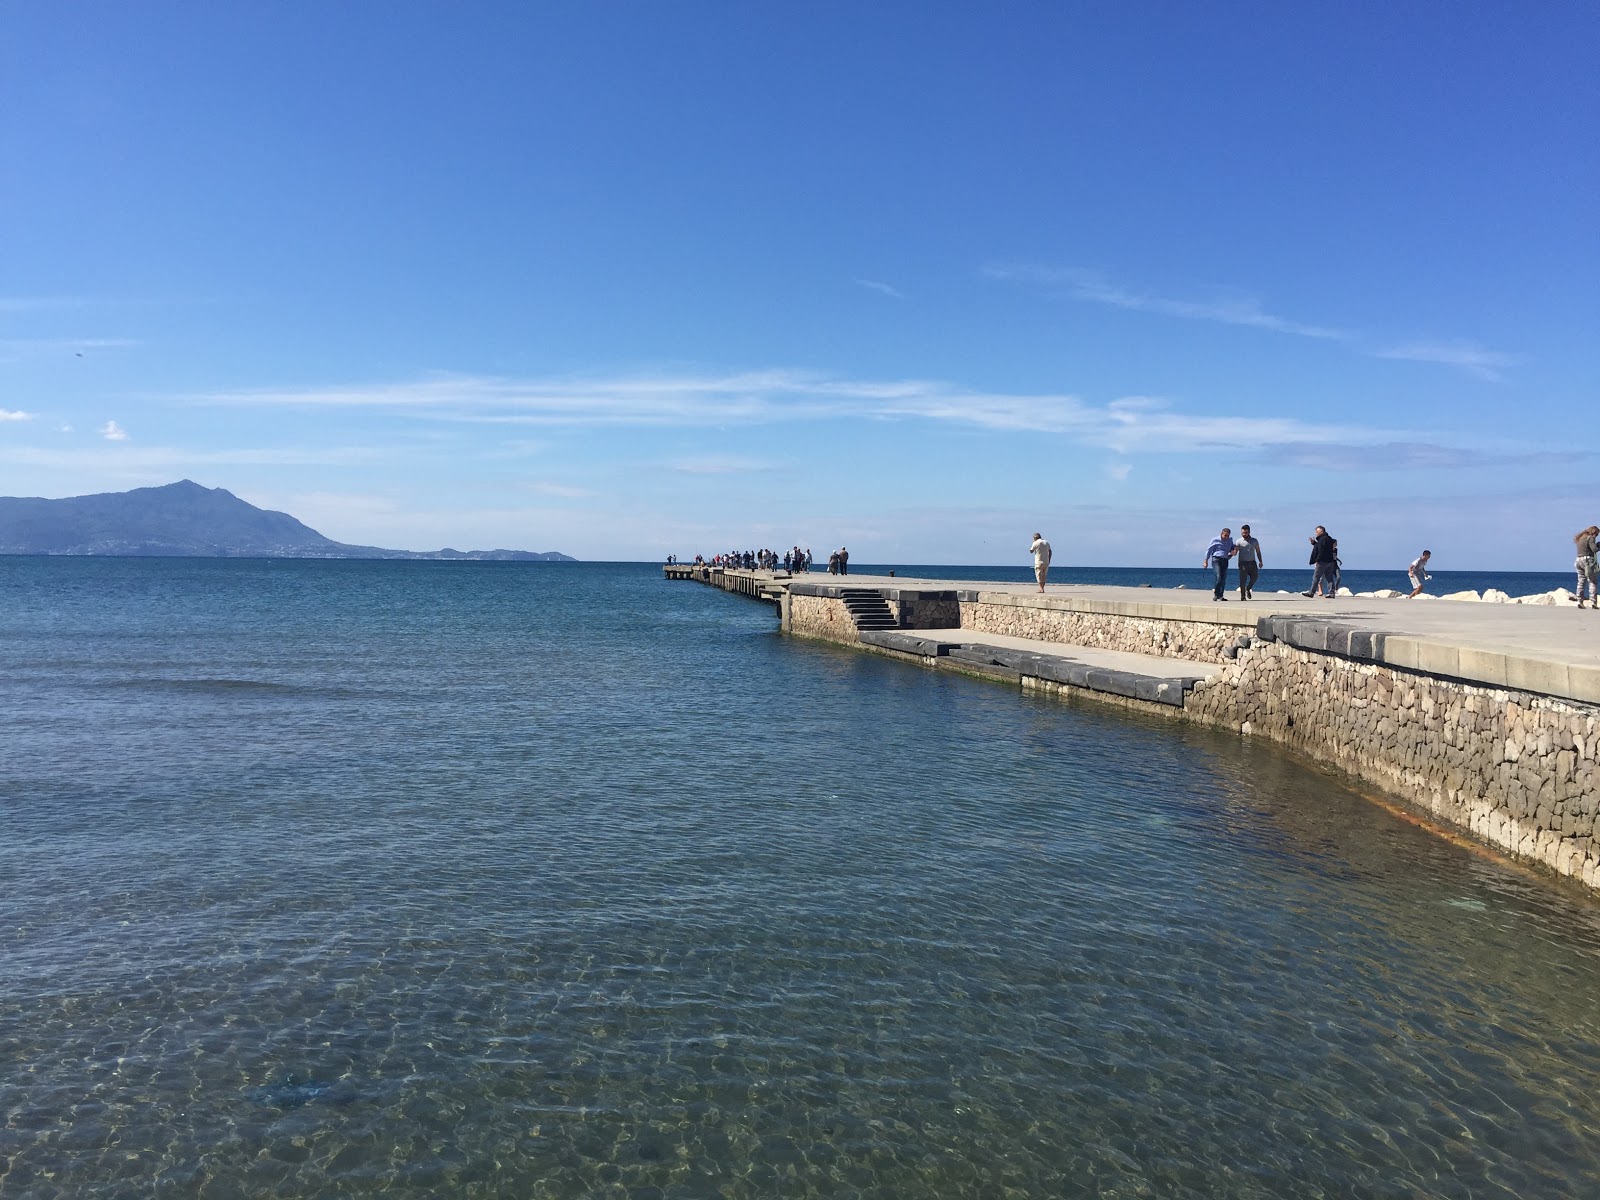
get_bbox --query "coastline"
[679,566,1600,894]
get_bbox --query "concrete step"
[857,629,1217,708]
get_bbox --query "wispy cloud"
[668,455,777,475]
[527,481,596,498]
[0,297,98,314]
[989,263,1527,381]
[854,278,904,299]
[99,420,130,441]
[0,337,141,352]
[0,444,388,469]
[0,336,142,366]
[0,408,34,422]
[1372,340,1518,382]
[169,366,1572,469]
[185,369,1390,454]
[1255,441,1577,472]
[984,264,1352,340]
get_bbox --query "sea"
[3,556,1599,1199]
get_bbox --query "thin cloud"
[0,444,386,469]
[1372,340,1518,381]
[185,369,1409,455]
[668,455,776,475]
[854,279,904,299]
[0,409,34,421]
[528,481,596,498]
[990,263,1523,381]
[0,296,98,313]
[1256,441,1577,471]
[985,264,1352,340]
[99,420,130,441]
[0,336,141,367]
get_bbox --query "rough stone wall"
[960,602,1242,663]
[897,594,960,628]
[789,588,1600,888]
[790,594,859,644]
[1184,641,1600,886]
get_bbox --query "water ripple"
[2,560,1599,1197]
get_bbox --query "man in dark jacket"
[1305,526,1338,598]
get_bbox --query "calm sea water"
[3,558,1600,1199]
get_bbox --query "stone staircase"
[841,588,898,632]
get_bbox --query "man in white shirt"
[1029,532,1053,592]
[1408,550,1432,598]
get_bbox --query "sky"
[2,2,1596,568]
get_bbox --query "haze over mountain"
[0,481,575,560]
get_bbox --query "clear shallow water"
[3,558,1600,1199]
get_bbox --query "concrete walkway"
[859,627,1221,707]
[800,574,1600,704]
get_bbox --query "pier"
[669,565,1600,891]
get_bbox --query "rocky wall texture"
[959,602,1242,664]
[897,594,961,629]
[1184,641,1600,887]
[790,594,859,644]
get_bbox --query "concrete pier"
[670,566,1600,891]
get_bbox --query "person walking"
[1029,532,1053,592]
[1408,550,1432,598]
[1575,527,1599,608]
[1305,526,1338,598]
[1204,528,1237,601]
[1235,524,1263,600]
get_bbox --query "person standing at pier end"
[1204,528,1237,601]
[838,546,849,576]
[1029,532,1052,592]
[1235,525,1263,600]
[1305,526,1338,597]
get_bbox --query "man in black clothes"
[1305,526,1339,598]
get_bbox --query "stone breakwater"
[1185,636,1600,888]
[958,594,1247,664]
[766,576,1600,893]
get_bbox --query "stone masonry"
[789,593,863,644]
[959,601,1243,663]
[776,582,1600,890]
[1184,639,1600,887]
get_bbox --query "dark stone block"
[1287,621,1329,652]
[1084,669,1138,698]
[949,646,1002,667]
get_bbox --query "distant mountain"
[0,481,576,561]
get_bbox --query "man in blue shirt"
[1204,528,1237,601]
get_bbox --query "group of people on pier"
[1201,526,1268,600]
[678,526,1600,607]
[680,547,815,572]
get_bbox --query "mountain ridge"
[0,480,576,561]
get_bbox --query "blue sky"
[2,2,1595,567]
